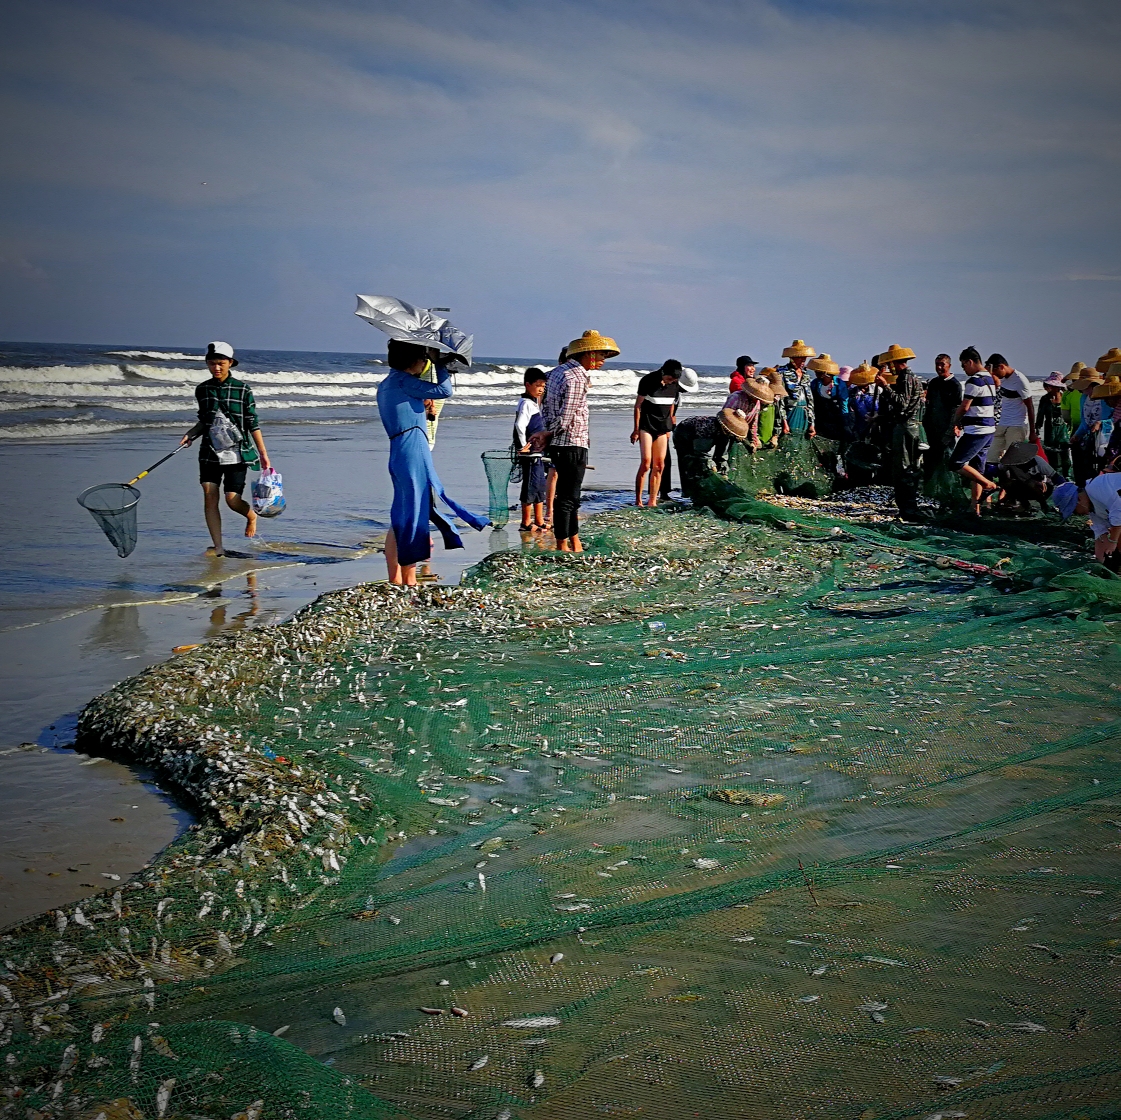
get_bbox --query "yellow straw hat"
[1073,370,1105,392]
[881,343,916,364]
[761,368,788,398]
[1067,361,1087,380]
[1095,348,1121,373]
[566,330,620,359]
[880,369,897,385]
[848,363,877,387]
[781,339,816,358]
[740,379,775,404]
[1091,375,1121,400]
[808,353,840,375]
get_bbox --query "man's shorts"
[950,432,994,472]
[199,461,248,494]
[991,424,1028,461]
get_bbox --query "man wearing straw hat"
[877,344,926,518]
[538,329,619,551]
[777,340,817,438]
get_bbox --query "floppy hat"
[717,408,751,441]
[567,330,620,359]
[1090,375,1121,399]
[1053,481,1080,521]
[808,353,840,375]
[740,380,775,404]
[1074,371,1105,391]
[848,363,877,387]
[206,340,238,367]
[1095,347,1121,373]
[1110,362,1121,379]
[881,344,916,364]
[781,339,816,358]
[1043,372,1065,389]
[677,367,699,393]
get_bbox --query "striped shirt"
[962,372,996,435]
[195,375,261,467]
[542,358,590,449]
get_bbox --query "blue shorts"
[950,432,993,472]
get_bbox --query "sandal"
[518,523,533,532]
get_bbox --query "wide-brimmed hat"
[1095,347,1121,373]
[848,363,877,387]
[740,379,775,404]
[999,441,1040,468]
[677,367,699,393]
[808,353,840,375]
[881,344,916,364]
[1074,370,1105,391]
[1091,375,1121,399]
[1109,362,1121,379]
[879,369,897,385]
[1043,372,1065,390]
[717,408,750,441]
[1067,361,1087,380]
[761,367,788,398]
[206,340,238,367]
[567,330,620,358]
[781,339,816,358]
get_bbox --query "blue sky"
[0,0,1118,368]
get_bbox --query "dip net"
[6,465,1121,1120]
[77,483,141,558]
[481,449,515,528]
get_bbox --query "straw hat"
[1110,362,1121,379]
[1095,347,1121,374]
[880,344,916,364]
[808,353,840,375]
[761,367,788,398]
[880,369,897,385]
[717,408,750,441]
[740,379,775,404]
[567,329,620,358]
[848,363,877,387]
[1074,370,1105,392]
[1067,361,1087,380]
[781,339,816,358]
[1091,375,1121,400]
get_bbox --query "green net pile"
[4,484,1121,1119]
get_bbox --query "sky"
[0,0,1119,369]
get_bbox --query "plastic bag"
[209,412,243,466]
[251,468,285,518]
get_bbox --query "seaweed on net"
[3,493,1121,1120]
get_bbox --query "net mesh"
[7,464,1121,1120]
[481,450,515,528]
[77,483,141,558]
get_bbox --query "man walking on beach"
[949,346,999,515]
[538,330,619,552]
[988,353,1036,464]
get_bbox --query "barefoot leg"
[647,434,667,507]
[385,529,402,585]
[202,482,224,555]
[635,431,653,506]
[224,490,257,538]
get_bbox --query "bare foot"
[558,540,571,551]
[571,534,583,553]
[244,510,257,538]
[205,546,225,558]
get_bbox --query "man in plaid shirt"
[181,341,270,555]
[537,330,619,551]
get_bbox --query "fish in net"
[77,482,141,557]
[481,448,515,527]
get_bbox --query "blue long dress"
[376,365,489,565]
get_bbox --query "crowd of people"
[178,333,1121,585]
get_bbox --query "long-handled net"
[76,483,142,557]
[481,448,515,527]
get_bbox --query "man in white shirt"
[987,353,1036,463]
[1056,473,1121,565]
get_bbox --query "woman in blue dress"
[376,339,489,585]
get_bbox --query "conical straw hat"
[808,353,840,375]
[761,367,788,398]
[1096,348,1121,373]
[740,379,775,404]
[880,369,897,385]
[1068,361,1087,379]
[567,330,620,358]
[848,363,877,387]
[781,339,816,358]
[717,408,750,441]
[881,343,916,364]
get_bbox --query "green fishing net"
[481,450,515,528]
[4,466,1121,1120]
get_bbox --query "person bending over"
[180,341,269,557]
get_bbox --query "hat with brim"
[740,380,774,404]
[781,339,816,358]
[1067,361,1087,380]
[1091,375,1121,399]
[848,363,877,387]
[1074,371,1104,391]
[880,370,897,385]
[677,367,699,393]
[206,340,238,368]
[717,408,751,441]
[567,330,620,359]
[1043,373,1065,389]
[808,353,840,375]
[999,441,1040,468]
[881,344,916,364]
[1054,481,1080,521]
[1095,347,1121,374]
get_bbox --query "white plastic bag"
[251,468,285,518]
[209,412,243,466]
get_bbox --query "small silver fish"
[469,1055,489,1071]
[451,1006,469,1017]
[798,995,821,1003]
[156,1077,176,1118]
[333,1007,346,1026]
[857,1001,888,1013]
[550,953,564,964]
[1006,1021,1046,1032]
[503,1016,561,1028]
[530,1069,545,1089]
[272,1025,291,1037]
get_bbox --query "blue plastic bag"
[251,467,285,518]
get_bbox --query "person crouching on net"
[180,341,270,557]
